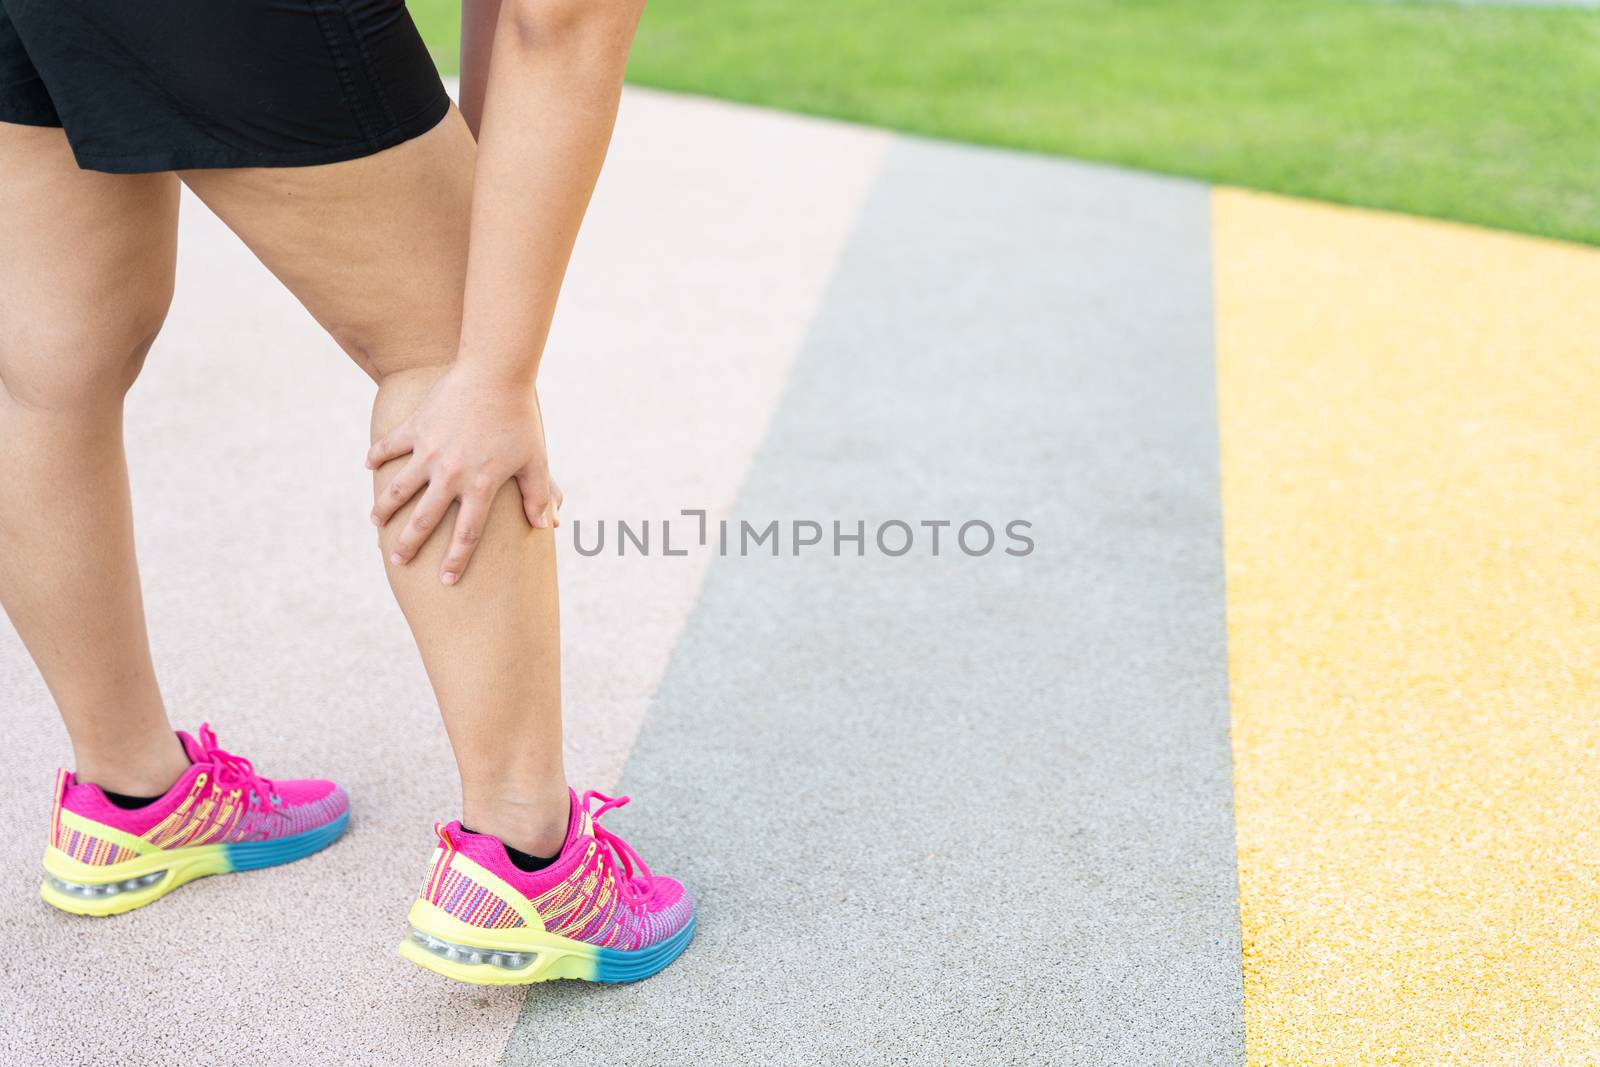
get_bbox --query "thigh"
[178,109,476,381]
[0,122,178,407]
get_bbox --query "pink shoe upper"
[51,723,348,865]
[421,789,693,951]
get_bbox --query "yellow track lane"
[1214,188,1600,1064]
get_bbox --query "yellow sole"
[40,844,228,917]
[397,899,602,986]
[397,898,698,987]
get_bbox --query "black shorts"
[0,0,450,174]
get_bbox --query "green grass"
[409,0,459,71]
[409,1,1600,245]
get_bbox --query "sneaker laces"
[195,722,278,813]
[581,790,654,905]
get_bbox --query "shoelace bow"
[196,722,278,813]
[582,790,654,905]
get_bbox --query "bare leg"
[180,112,569,856]
[0,123,189,796]
[459,0,505,136]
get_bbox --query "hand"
[366,365,564,585]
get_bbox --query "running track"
[2,88,1598,1066]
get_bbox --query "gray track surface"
[502,139,1246,1065]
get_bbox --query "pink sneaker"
[40,723,349,916]
[398,789,696,985]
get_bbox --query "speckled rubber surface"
[502,139,1246,1066]
[1216,189,1600,1064]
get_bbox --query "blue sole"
[224,809,351,872]
[593,913,698,983]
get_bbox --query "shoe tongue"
[175,730,206,764]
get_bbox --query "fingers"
[438,489,491,586]
[363,428,412,473]
[366,426,415,471]
[361,425,412,470]
[388,482,456,567]
[370,458,428,527]
[386,465,561,580]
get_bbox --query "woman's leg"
[0,123,190,796]
[180,111,569,856]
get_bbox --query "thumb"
[517,472,551,529]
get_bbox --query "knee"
[369,360,452,443]
[0,286,174,412]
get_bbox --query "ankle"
[463,786,570,858]
[73,730,188,798]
